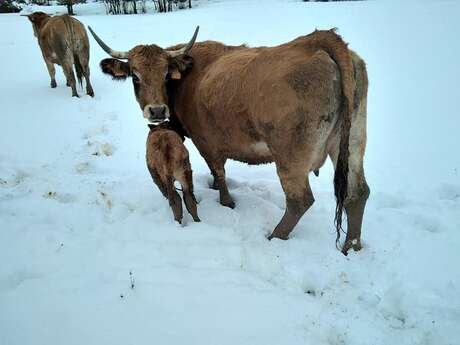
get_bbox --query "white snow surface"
[1,1,460,344]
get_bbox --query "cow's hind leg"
[78,55,94,97]
[329,109,370,254]
[333,157,369,253]
[166,176,183,224]
[205,158,234,208]
[45,60,56,88]
[84,66,94,97]
[61,61,78,97]
[268,166,314,240]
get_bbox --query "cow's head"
[88,27,198,123]
[23,12,50,37]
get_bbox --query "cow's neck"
[35,17,50,35]
[166,75,189,139]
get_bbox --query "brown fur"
[146,123,200,223]
[98,29,369,254]
[26,12,94,97]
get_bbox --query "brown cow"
[24,12,94,97]
[89,27,369,254]
[146,122,200,224]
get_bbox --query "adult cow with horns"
[88,26,370,254]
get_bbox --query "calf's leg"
[181,169,200,222]
[166,176,183,224]
[147,166,168,198]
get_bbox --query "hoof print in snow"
[304,289,316,296]
[97,190,113,210]
[100,143,114,156]
[89,142,114,157]
[42,191,76,204]
[75,162,90,174]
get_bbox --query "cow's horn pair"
[88,26,199,59]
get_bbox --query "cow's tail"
[308,28,355,249]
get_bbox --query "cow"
[146,122,200,224]
[24,12,94,97]
[88,26,370,254]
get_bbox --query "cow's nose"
[149,105,167,120]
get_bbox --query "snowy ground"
[1,1,460,344]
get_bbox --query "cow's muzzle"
[143,104,170,124]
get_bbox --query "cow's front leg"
[268,168,314,240]
[45,60,56,88]
[208,167,220,190]
[205,158,234,208]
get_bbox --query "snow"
[1,1,460,344]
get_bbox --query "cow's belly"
[226,140,274,165]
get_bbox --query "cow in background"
[24,12,94,97]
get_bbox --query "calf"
[146,123,200,224]
[24,12,94,97]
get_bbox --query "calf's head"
[88,27,198,123]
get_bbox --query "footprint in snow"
[97,190,113,211]
[0,170,29,188]
[75,161,91,174]
[42,191,76,204]
[436,183,460,201]
[87,141,115,157]
[0,269,43,293]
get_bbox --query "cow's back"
[177,42,341,164]
[39,15,89,62]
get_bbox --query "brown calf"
[24,12,94,97]
[146,123,200,224]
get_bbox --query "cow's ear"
[168,55,193,80]
[22,14,35,22]
[100,58,130,80]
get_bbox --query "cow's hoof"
[87,88,94,97]
[267,232,289,241]
[72,92,79,98]
[342,238,362,255]
[220,199,235,209]
[50,80,57,88]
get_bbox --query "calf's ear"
[100,58,130,80]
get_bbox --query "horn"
[88,26,129,59]
[167,26,199,58]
